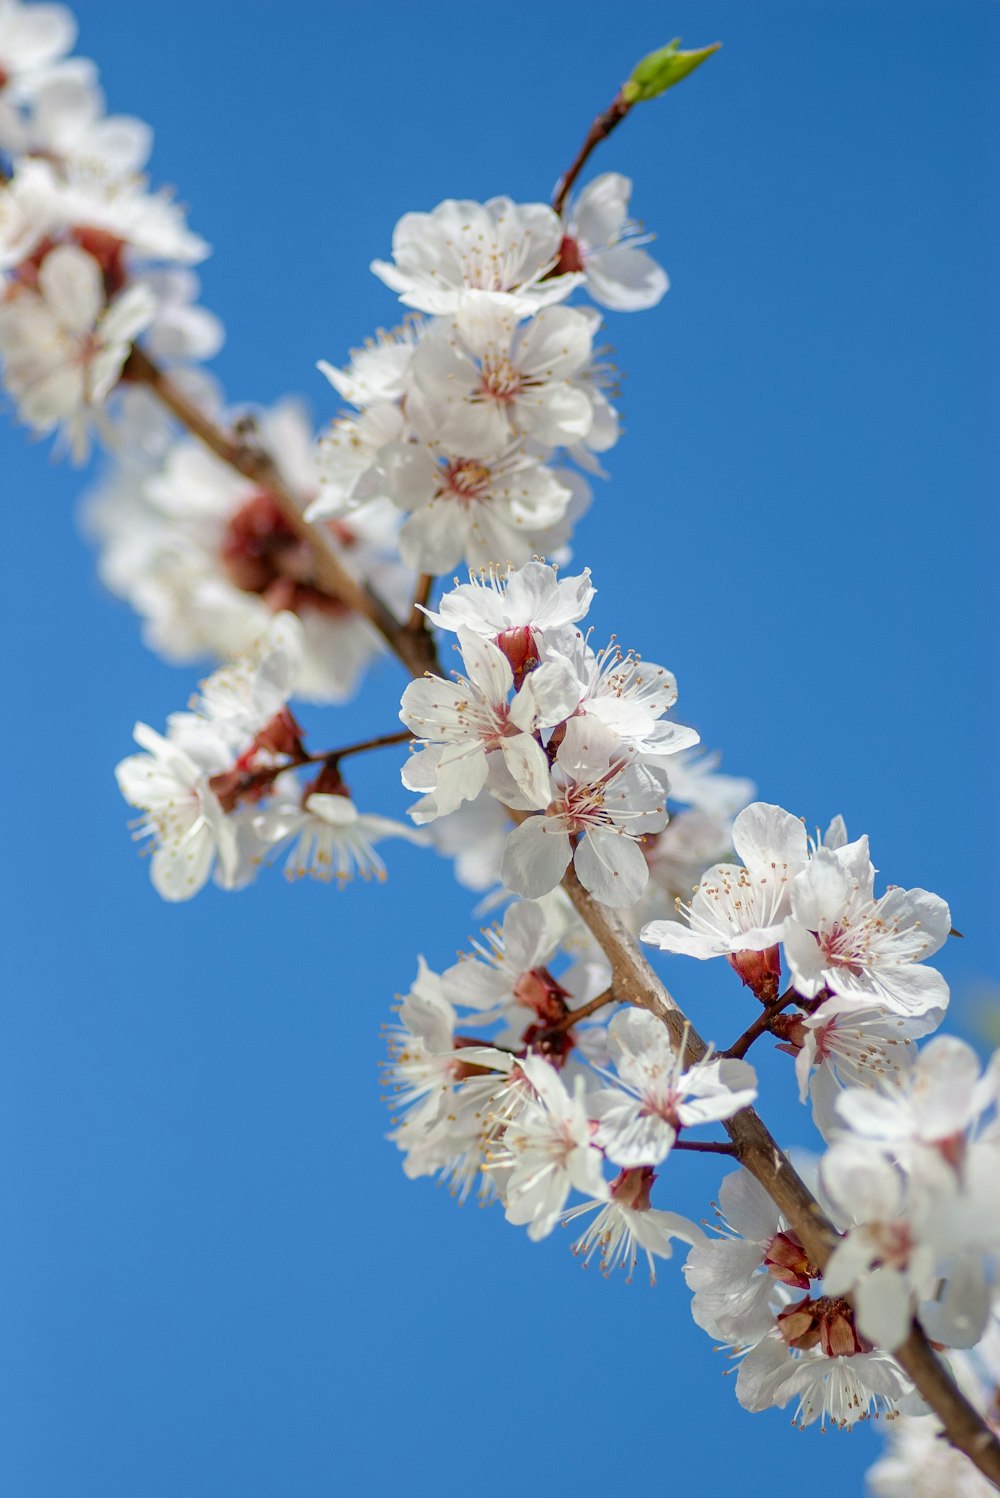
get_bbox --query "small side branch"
[552,92,632,216]
[724,990,797,1060]
[672,1139,737,1156]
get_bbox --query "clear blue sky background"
[1,3,997,1494]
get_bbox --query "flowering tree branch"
[121,224,1000,1498]
[2,8,997,1491]
[124,346,440,679]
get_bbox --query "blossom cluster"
[3,5,999,1489]
[399,559,703,908]
[309,179,667,574]
[115,612,423,900]
[0,0,211,458]
[383,900,755,1282]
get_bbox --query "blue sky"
[1,2,997,1494]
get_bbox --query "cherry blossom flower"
[869,1412,1000,1498]
[561,1165,704,1283]
[316,318,422,408]
[783,837,951,1017]
[0,241,155,457]
[0,0,77,149]
[89,401,407,702]
[371,196,580,317]
[560,172,669,312]
[440,900,558,1020]
[685,1167,809,1342]
[306,401,405,519]
[8,65,151,178]
[641,801,809,988]
[409,303,602,459]
[421,559,594,659]
[834,1036,1000,1175]
[254,791,428,885]
[590,1008,757,1167]
[735,1328,914,1430]
[782,996,942,1139]
[556,633,700,757]
[400,628,580,820]
[115,613,303,900]
[500,718,671,907]
[868,1327,1000,1497]
[820,1139,941,1350]
[497,1053,607,1241]
[115,715,240,901]
[14,153,208,263]
[380,436,584,573]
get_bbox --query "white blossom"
[421,558,593,653]
[784,836,951,1018]
[641,801,809,964]
[380,436,584,573]
[89,401,406,702]
[409,302,602,459]
[562,172,669,312]
[561,1165,704,1283]
[255,791,428,885]
[114,614,303,900]
[590,1008,757,1167]
[371,196,580,317]
[497,1053,607,1241]
[0,242,155,458]
[400,628,579,820]
[500,718,670,907]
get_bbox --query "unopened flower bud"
[621,38,721,105]
[727,944,781,1003]
[495,625,541,689]
[762,1230,818,1290]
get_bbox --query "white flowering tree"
[1,4,998,1491]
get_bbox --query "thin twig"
[672,1139,737,1156]
[552,91,632,216]
[407,573,434,633]
[552,985,615,1032]
[330,728,413,762]
[724,989,797,1061]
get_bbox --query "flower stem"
[552,91,632,217]
[723,989,797,1061]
